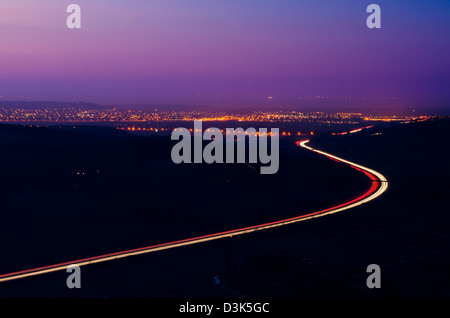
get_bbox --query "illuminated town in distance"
[0,104,434,136]
[0,105,431,123]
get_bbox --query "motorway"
[0,135,388,283]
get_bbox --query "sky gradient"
[0,0,449,107]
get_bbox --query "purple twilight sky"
[0,0,449,108]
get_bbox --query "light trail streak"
[0,133,387,283]
[337,125,374,135]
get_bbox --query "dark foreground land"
[0,118,449,297]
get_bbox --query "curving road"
[0,137,388,283]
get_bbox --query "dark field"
[0,118,449,297]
